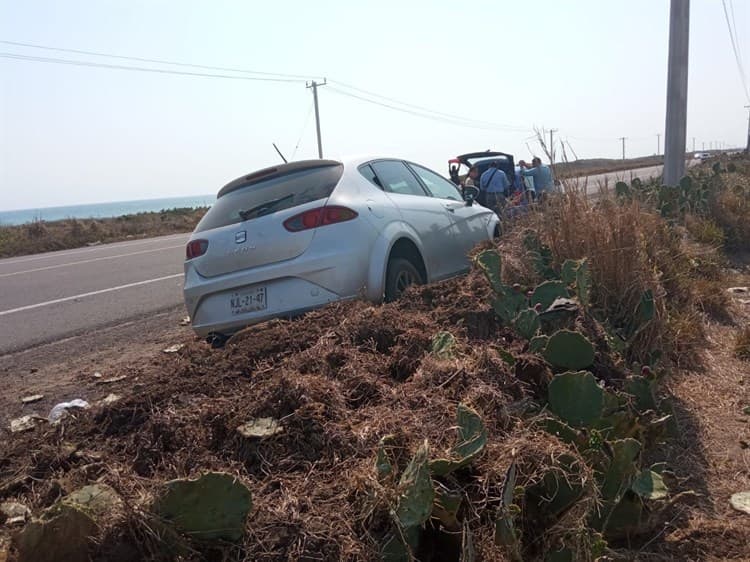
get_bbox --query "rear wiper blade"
[238,193,295,221]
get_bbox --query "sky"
[0,0,748,211]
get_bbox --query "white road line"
[0,244,185,278]
[0,273,183,317]
[0,234,189,266]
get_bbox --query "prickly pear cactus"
[494,291,527,326]
[431,331,457,358]
[375,435,395,483]
[624,376,657,412]
[543,330,595,371]
[529,335,549,354]
[15,504,98,562]
[514,309,541,340]
[548,371,604,427]
[630,469,667,500]
[154,472,252,541]
[575,259,591,307]
[560,259,580,285]
[495,462,522,561]
[475,249,503,293]
[531,281,569,310]
[600,439,641,502]
[615,181,631,199]
[396,440,435,529]
[430,404,487,476]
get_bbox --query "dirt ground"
[652,268,750,560]
[0,306,194,428]
[1,261,750,560]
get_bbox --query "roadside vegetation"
[0,207,208,259]
[1,156,749,561]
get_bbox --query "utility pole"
[549,128,558,163]
[702,141,705,151]
[692,137,695,153]
[663,0,690,186]
[306,79,327,159]
[745,105,750,153]
[619,137,627,160]
[657,133,661,155]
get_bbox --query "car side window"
[370,160,427,197]
[358,164,383,189]
[408,163,463,201]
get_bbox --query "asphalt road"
[0,233,189,354]
[0,163,674,355]
[571,163,666,193]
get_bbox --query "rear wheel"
[385,258,424,302]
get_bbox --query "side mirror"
[463,186,479,206]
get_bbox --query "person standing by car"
[479,162,510,211]
[517,160,536,202]
[521,157,554,200]
[463,165,480,188]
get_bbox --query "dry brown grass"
[0,207,208,258]
[691,156,750,251]
[498,186,722,366]
[734,325,750,360]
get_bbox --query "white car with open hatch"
[183,156,499,343]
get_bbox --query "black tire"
[385,257,424,302]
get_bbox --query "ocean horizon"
[0,194,216,226]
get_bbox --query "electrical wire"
[328,79,530,132]
[0,39,320,81]
[721,0,750,103]
[291,102,314,160]
[0,52,306,83]
[729,0,745,73]
[327,86,532,133]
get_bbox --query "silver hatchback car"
[183,156,500,340]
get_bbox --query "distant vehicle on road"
[694,152,711,161]
[183,157,500,342]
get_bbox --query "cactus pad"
[155,472,252,541]
[548,371,604,427]
[396,440,434,529]
[543,330,595,371]
[475,250,503,293]
[514,309,541,340]
[430,404,487,476]
[531,281,569,310]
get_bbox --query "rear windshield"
[195,164,344,232]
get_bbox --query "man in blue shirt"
[521,157,554,200]
[479,162,510,210]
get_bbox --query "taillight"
[283,206,358,232]
[186,239,208,260]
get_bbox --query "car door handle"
[443,204,457,212]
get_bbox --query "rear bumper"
[184,244,371,337]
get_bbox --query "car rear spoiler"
[217,159,342,198]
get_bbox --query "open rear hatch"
[190,160,343,278]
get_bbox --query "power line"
[0,39,320,81]
[0,52,306,83]
[291,102,314,160]
[721,0,750,103]
[327,86,532,133]
[328,79,530,132]
[729,0,745,72]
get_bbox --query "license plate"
[229,287,267,315]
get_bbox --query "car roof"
[217,155,438,198]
